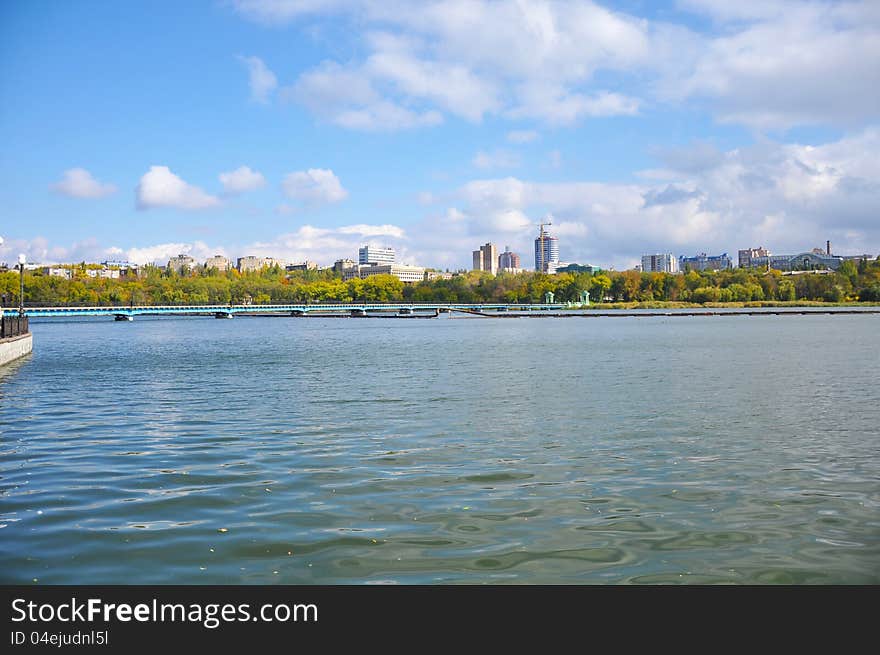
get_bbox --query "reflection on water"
[0,314,878,583]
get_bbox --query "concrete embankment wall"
[0,333,33,367]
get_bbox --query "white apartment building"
[641,253,679,273]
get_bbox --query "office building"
[679,253,732,272]
[472,242,498,275]
[641,253,679,274]
[358,245,395,266]
[534,227,559,273]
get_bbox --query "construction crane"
[536,220,552,273]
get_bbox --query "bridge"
[23,303,567,319]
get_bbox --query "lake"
[1,313,878,583]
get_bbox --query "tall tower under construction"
[534,223,559,273]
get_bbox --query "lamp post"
[18,253,26,316]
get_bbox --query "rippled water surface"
[1,314,878,584]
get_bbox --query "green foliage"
[7,256,880,307]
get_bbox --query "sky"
[0,0,878,271]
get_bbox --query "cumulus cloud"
[437,129,880,269]
[51,168,116,199]
[238,55,278,103]
[281,168,348,204]
[136,166,220,210]
[219,165,267,194]
[235,0,880,132]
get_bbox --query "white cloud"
[281,168,348,204]
[238,55,278,104]
[441,128,880,269]
[669,2,880,129]
[236,0,880,132]
[219,166,267,194]
[125,241,224,266]
[136,166,220,210]
[472,149,521,170]
[244,223,406,263]
[506,130,539,144]
[51,168,116,199]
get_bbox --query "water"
[1,314,878,584]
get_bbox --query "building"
[358,245,395,266]
[738,247,771,269]
[534,227,559,273]
[497,246,521,273]
[472,242,498,275]
[679,253,732,272]
[334,259,359,280]
[641,253,679,274]
[41,267,71,279]
[237,256,280,273]
[424,270,454,281]
[357,264,425,283]
[204,255,230,272]
[167,254,196,274]
[286,261,318,272]
[85,267,120,279]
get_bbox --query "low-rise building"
[357,264,426,283]
[41,266,72,279]
[554,263,597,274]
[679,253,732,272]
[424,270,454,281]
[286,261,318,272]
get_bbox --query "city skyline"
[1,1,879,272]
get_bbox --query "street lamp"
[18,253,26,316]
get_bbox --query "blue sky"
[1,0,878,270]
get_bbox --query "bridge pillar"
[398,307,413,315]
[291,310,305,317]
[214,311,234,319]
[350,308,367,317]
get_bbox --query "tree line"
[1,257,879,308]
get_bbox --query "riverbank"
[0,333,33,366]
[572,300,878,310]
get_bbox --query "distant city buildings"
[679,253,732,272]
[356,263,425,283]
[286,261,318,272]
[641,253,679,274]
[737,242,871,272]
[497,246,521,273]
[236,256,281,273]
[738,247,771,269]
[358,245,395,266]
[555,263,598,274]
[167,254,196,274]
[204,255,230,272]
[534,226,559,273]
[472,242,498,275]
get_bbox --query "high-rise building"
[534,227,559,273]
[358,245,395,266]
[678,253,732,272]
[641,253,679,273]
[498,246,521,272]
[472,242,498,274]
